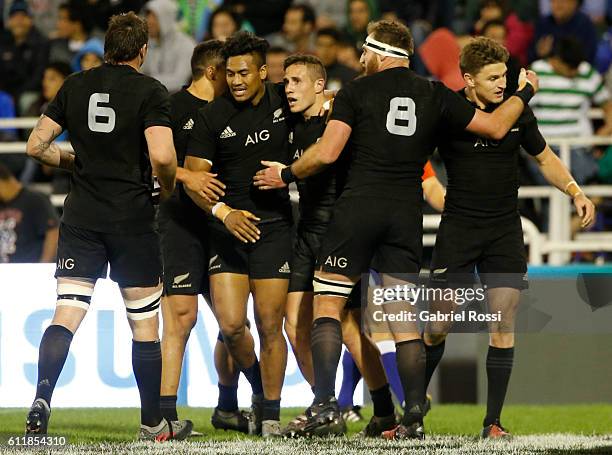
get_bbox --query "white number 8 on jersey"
[386,97,417,137]
[88,93,116,133]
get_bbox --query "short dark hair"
[287,4,316,26]
[0,162,14,180]
[104,12,148,65]
[206,7,241,40]
[481,19,506,36]
[283,54,326,81]
[45,61,72,79]
[317,27,341,42]
[460,36,509,75]
[59,1,94,35]
[552,36,585,70]
[367,20,414,56]
[191,40,225,80]
[222,31,270,67]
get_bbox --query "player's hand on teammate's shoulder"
[518,68,539,94]
[573,193,596,229]
[253,161,287,190]
[223,209,261,243]
[183,169,226,203]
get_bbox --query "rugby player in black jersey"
[157,40,253,434]
[185,31,293,437]
[422,37,595,439]
[254,19,539,440]
[23,12,192,441]
[278,55,398,437]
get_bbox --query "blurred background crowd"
[1,0,612,263]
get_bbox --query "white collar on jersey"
[363,36,410,59]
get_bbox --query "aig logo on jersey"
[245,130,270,146]
[273,108,286,124]
[325,256,348,269]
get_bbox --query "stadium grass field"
[2,405,612,454]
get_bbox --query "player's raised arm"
[466,69,539,140]
[26,115,74,171]
[532,145,595,228]
[145,125,177,199]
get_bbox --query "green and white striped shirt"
[529,59,610,138]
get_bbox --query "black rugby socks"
[311,317,342,404]
[396,339,426,425]
[483,346,514,427]
[132,340,163,427]
[35,324,74,406]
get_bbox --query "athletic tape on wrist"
[212,202,225,217]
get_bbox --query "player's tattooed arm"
[254,119,351,189]
[26,115,74,171]
[467,69,539,140]
[532,145,596,228]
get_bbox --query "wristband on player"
[213,203,233,223]
[211,202,225,217]
[512,83,535,105]
[565,180,583,198]
[280,165,296,184]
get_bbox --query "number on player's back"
[386,97,417,137]
[88,93,116,133]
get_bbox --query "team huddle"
[22,11,595,442]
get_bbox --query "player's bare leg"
[481,287,520,439]
[284,291,315,386]
[251,278,289,434]
[123,284,193,441]
[26,278,93,435]
[160,294,197,418]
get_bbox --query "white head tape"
[363,36,410,59]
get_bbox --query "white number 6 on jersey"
[88,93,116,133]
[386,97,416,137]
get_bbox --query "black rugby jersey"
[45,63,171,234]
[329,67,475,201]
[162,88,210,218]
[438,90,546,221]
[187,82,292,222]
[290,113,350,233]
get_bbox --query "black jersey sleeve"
[142,81,172,129]
[44,79,69,128]
[328,85,358,127]
[437,84,476,131]
[186,107,217,162]
[520,105,547,156]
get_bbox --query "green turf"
[1,404,612,444]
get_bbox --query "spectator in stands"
[0,162,59,263]
[224,0,291,36]
[141,0,195,93]
[70,37,103,72]
[0,0,49,113]
[49,1,92,65]
[343,0,378,49]
[1,0,64,38]
[315,27,357,90]
[531,0,598,64]
[0,88,18,142]
[176,0,222,42]
[481,19,520,93]
[266,46,289,83]
[530,37,612,184]
[336,39,362,72]
[304,0,345,29]
[268,3,317,53]
[21,61,71,187]
[206,6,242,41]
